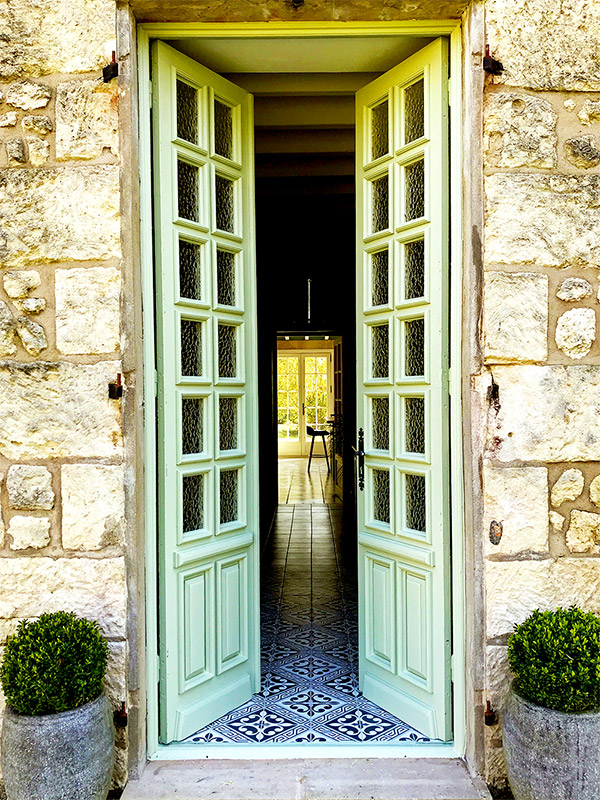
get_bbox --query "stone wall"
[481,0,600,787]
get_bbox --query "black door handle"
[352,427,365,491]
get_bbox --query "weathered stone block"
[484,92,557,169]
[483,272,548,363]
[56,80,119,161]
[556,277,593,301]
[8,516,51,550]
[14,317,47,357]
[26,137,50,167]
[590,475,600,507]
[0,300,16,357]
[564,136,600,169]
[550,468,584,507]
[549,510,565,532]
[6,81,51,110]
[55,267,120,355]
[484,465,548,556]
[578,99,600,126]
[486,0,600,91]
[6,139,26,164]
[485,174,600,269]
[62,464,125,551]
[566,510,600,553]
[491,365,600,463]
[0,361,122,460]
[0,557,126,638]
[14,297,45,315]
[555,307,596,359]
[0,113,17,128]
[3,270,40,298]
[0,166,121,268]
[22,116,52,136]
[105,641,127,709]
[487,645,511,709]
[7,465,53,510]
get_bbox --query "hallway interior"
[185,459,430,744]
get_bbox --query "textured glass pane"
[373,469,390,524]
[181,319,202,377]
[215,175,235,233]
[220,469,238,525]
[178,161,199,222]
[182,397,203,455]
[214,100,233,160]
[183,473,204,533]
[177,80,198,144]
[405,239,425,300]
[372,324,389,379]
[372,396,389,451]
[371,174,389,233]
[404,78,425,144]
[371,99,389,161]
[406,473,426,532]
[217,249,236,306]
[218,324,237,378]
[405,318,425,377]
[371,250,389,307]
[405,397,425,454]
[179,240,202,301]
[219,397,238,451]
[405,160,425,221]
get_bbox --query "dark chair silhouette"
[307,425,330,473]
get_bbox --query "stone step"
[121,757,491,800]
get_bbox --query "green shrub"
[508,606,600,713]
[0,611,109,716]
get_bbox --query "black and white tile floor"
[185,460,430,745]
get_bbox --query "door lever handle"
[352,427,365,491]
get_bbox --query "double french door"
[153,38,451,744]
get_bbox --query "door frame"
[138,20,466,761]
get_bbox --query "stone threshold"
[121,757,491,800]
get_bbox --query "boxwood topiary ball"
[0,611,109,716]
[508,606,600,713]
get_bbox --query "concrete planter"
[1,693,114,800]
[503,685,600,800]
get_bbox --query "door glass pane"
[214,99,234,160]
[371,174,389,233]
[219,397,238,451]
[405,159,425,221]
[178,161,200,222]
[179,240,202,301]
[182,473,204,533]
[404,239,425,300]
[181,319,203,377]
[373,469,390,524]
[372,396,389,451]
[371,99,389,161]
[372,324,389,379]
[277,356,300,439]
[404,318,424,377]
[220,469,239,525]
[405,397,425,454]
[405,473,426,532]
[176,80,198,145]
[304,354,329,438]
[215,175,235,233]
[218,324,237,378]
[182,397,204,455]
[217,249,236,307]
[404,78,425,144]
[371,250,389,307]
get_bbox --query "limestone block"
[555,308,596,359]
[55,267,120,355]
[0,113,17,128]
[6,138,26,164]
[0,299,16,357]
[549,511,565,532]
[484,93,557,169]
[6,81,51,110]
[8,515,50,550]
[564,136,600,169]
[556,277,593,301]
[7,465,54,510]
[26,137,50,167]
[0,0,116,80]
[566,510,600,554]
[105,641,127,709]
[0,166,121,268]
[56,80,119,161]
[0,515,5,548]
[590,475,600,507]
[14,316,47,356]
[14,297,46,315]
[491,365,600,462]
[22,116,52,135]
[484,466,548,556]
[550,468,585,507]
[62,464,125,551]
[0,361,123,460]
[579,100,600,126]
[486,558,600,638]
[3,270,40,298]
[485,0,600,91]
[483,272,548,363]
[485,174,600,269]
[0,557,126,638]
[487,645,512,709]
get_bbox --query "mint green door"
[152,41,259,743]
[355,39,452,741]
